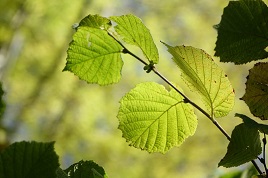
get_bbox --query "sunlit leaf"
[0,141,59,178]
[64,160,108,178]
[117,82,197,153]
[79,14,112,30]
[218,123,261,168]
[64,14,123,85]
[242,62,268,120]
[110,14,159,64]
[214,0,268,64]
[163,43,235,118]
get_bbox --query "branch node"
[143,61,155,73]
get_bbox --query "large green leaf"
[242,62,268,120]
[214,0,268,64]
[218,123,261,168]
[163,43,235,118]
[64,14,123,85]
[64,160,108,178]
[110,14,159,64]
[0,141,59,178]
[117,82,197,153]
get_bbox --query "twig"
[262,134,268,175]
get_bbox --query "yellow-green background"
[1,0,268,177]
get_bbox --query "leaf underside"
[214,0,268,64]
[242,62,268,120]
[163,43,235,118]
[110,14,159,64]
[218,123,261,168]
[64,14,123,86]
[64,14,160,85]
[117,82,197,153]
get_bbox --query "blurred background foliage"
[1,0,268,177]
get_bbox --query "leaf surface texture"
[118,82,197,153]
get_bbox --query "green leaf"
[235,113,268,134]
[0,141,59,178]
[117,82,197,153]
[218,123,261,168]
[64,14,123,86]
[110,14,159,64]
[214,0,268,64]
[64,160,108,178]
[163,43,235,118]
[79,14,112,30]
[241,62,268,120]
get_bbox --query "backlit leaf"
[64,14,123,85]
[0,141,59,178]
[242,62,268,120]
[117,82,197,153]
[214,0,268,64]
[163,43,235,118]
[218,123,261,168]
[64,160,108,178]
[110,14,159,64]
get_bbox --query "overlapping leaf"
[242,62,268,120]
[110,14,159,64]
[0,141,59,178]
[214,0,268,64]
[218,123,261,168]
[163,43,235,118]
[117,82,197,153]
[64,15,123,85]
[64,160,108,178]
[236,113,268,134]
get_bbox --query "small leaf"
[242,62,268,120]
[110,14,159,64]
[214,0,268,64]
[163,43,235,118]
[218,123,261,168]
[235,113,268,134]
[0,141,59,178]
[64,160,108,178]
[64,14,123,85]
[79,14,112,30]
[117,82,197,153]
